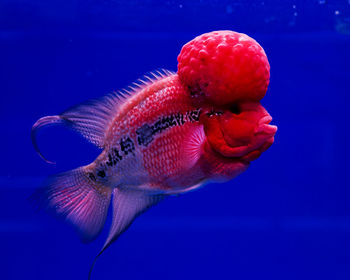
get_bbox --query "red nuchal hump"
[177,31,270,106]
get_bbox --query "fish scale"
[96,74,201,190]
[143,124,197,184]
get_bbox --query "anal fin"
[88,187,164,279]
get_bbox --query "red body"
[89,70,276,194]
[31,31,277,277]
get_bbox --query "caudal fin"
[32,167,112,242]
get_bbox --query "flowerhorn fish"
[31,30,277,278]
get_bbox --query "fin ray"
[88,187,164,279]
[32,69,175,163]
[31,115,64,164]
[61,69,175,148]
[104,188,164,251]
[32,167,112,242]
[182,125,206,168]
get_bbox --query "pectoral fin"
[182,125,206,168]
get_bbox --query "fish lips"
[202,104,277,163]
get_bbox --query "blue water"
[1,0,350,279]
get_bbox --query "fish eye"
[206,110,223,117]
[230,104,241,115]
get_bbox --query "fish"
[31,30,277,278]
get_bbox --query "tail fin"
[32,167,112,242]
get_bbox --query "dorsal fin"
[61,69,175,147]
[31,69,175,163]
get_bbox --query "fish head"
[200,102,277,180]
[178,30,276,180]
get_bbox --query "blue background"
[1,0,350,279]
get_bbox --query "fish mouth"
[256,115,277,135]
[202,103,277,163]
[238,117,277,163]
[225,115,277,163]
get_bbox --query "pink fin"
[61,69,175,148]
[88,187,164,279]
[32,69,175,163]
[59,69,175,148]
[182,125,206,168]
[61,70,173,148]
[31,115,64,164]
[60,93,124,147]
[32,167,112,242]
